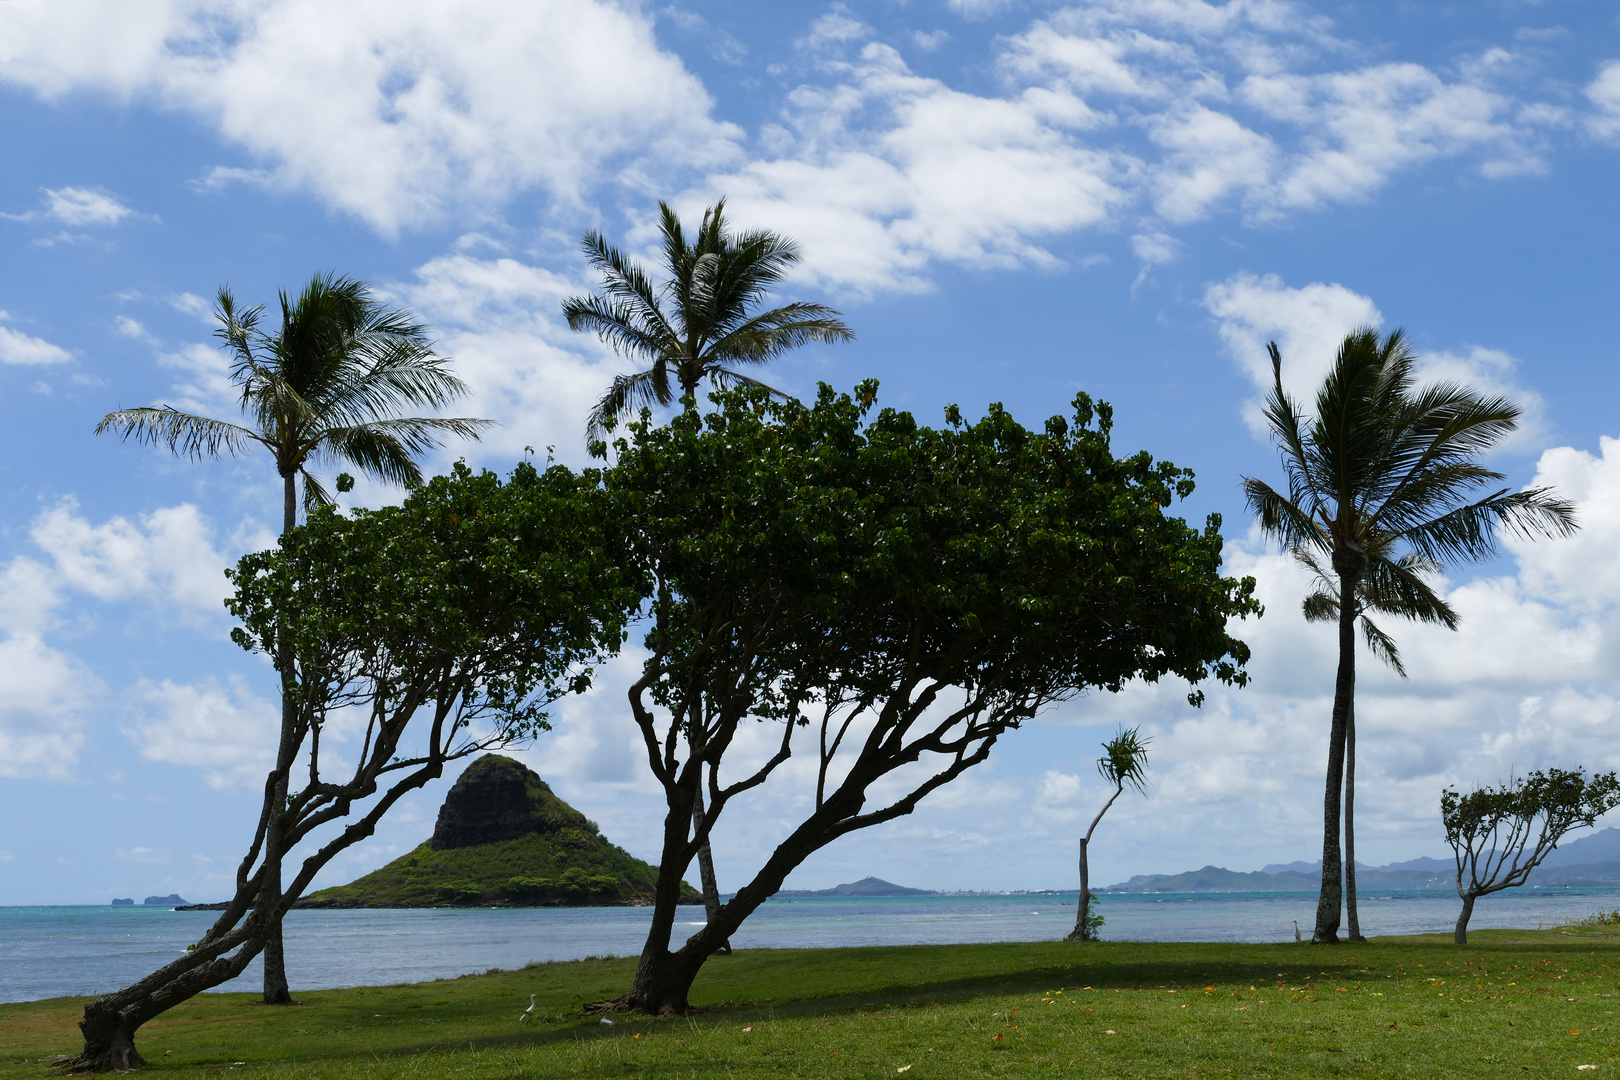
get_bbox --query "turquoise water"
[4,887,1616,1004]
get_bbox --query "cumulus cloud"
[1587,60,1620,142]
[0,314,73,366]
[126,676,278,789]
[40,186,134,225]
[700,42,1126,293]
[679,4,1541,293]
[1204,271,1382,428]
[393,250,627,461]
[0,0,740,234]
[31,500,235,616]
[0,498,253,780]
[0,634,99,780]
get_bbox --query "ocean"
[4,887,1616,1004]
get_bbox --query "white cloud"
[0,1,1568,296]
[946,0,1013,18]
[127,676,278,789]
[155,341,237,416]
[0,0,741,234]
[395,250,626,460]
[166,292,214,322]
[1240,64,1523,211]
[0,634,98,780]
[114,845,172,864]
[41,185,134,226]
[0,314,73,366]
[1587,59,1620,142]
[701,42,1125,293]
[30,499,234,617]
[1204,272,1382,429]
[114,315,154,342]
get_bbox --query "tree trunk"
[261,470,298,1006]
[1067,837,1093,942]
[71,1004,146,1073]
[67,925,267,1072]
[690,784,731,955]
[1454,894,1475,945]
[1344,700,1364,942]
[1312,572,1357,944]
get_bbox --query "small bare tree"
[1067,727,1150,942]
[1442,767,1620,944]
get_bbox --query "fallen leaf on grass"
[1578,1067,1598,1072]
[993,1033,1003,1041]
[897,1067,912,1074]
[1105,1030,1116,1035]
[741,1027,752,1033]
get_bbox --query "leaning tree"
[590,382,1258,1015]
[1243,329,1576,944]
[1444,768,1620,944]
[63,461,632,1073]
[96,273,488,1001]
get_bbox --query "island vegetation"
[300,755,700,909]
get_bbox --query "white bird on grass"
[519,994,537,1022]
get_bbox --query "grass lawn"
[3,926,1618,1078]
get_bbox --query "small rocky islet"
[298,754,699,909]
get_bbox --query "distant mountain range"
[1102,827,1620,893]
[771,876,933,898]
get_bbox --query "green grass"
[4,927,1619,1078]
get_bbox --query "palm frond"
[587,368,676,441]
[562,293,676,366]
[1360,615,1407,678]
[1098,726,1151,792]
[1399,487,1577,564]
[95,408,261,461]
[1241,476,1324,552]
[1302,589,1339,622]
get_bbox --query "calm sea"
[4,888,1617,1004]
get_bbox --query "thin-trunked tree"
[1243,329,1576,944]
[1067,727,1150,942]
[63,462,630,1073]
[566,203,852,945]
[1443,768,1620,944]
[96,273,488,1002]
[592,383,1258,1015]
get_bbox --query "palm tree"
[1066,727,1150,942]
[1242,328,1576,944]
[97,272,490,1001]
[563,199,853,439]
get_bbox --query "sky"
[2,0,1620,913]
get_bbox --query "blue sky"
[3,0,1620,913]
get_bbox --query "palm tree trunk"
[1312,573,1356,944]
[1074,837,1092,941]
[689,784,730,955]
[1067,782,1123,942]
[1344,700,1363,942]
[262,471,298,1006]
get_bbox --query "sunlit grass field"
[3,926,1617,1078]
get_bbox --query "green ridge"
[300,755,697,908]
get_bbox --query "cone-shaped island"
[301,754,698,908]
